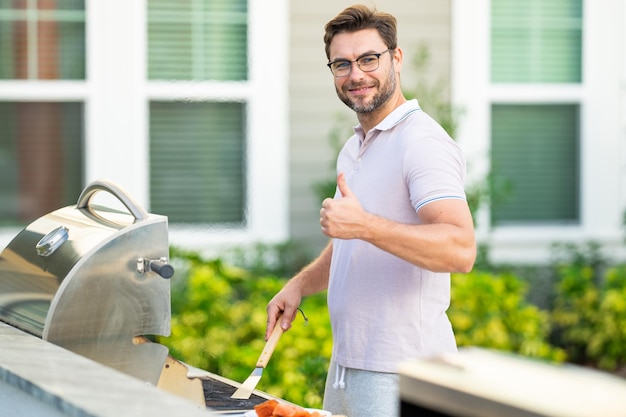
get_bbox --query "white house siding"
[288,0,453,254]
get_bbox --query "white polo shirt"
[328,99,466,373]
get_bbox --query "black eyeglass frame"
[326,49,392,77]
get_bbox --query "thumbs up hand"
[320,172,367,239]
[336,171,355,199]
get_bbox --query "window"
[0,0,85,80]
[0,102,83,225]
[147,0,247,81]
[454,0,622,262]
[0,0,85,227]
[489,0,583,225]
[0,0,288,250]
[149,101,246,224]
[491,0,583,83]
[147,0,251,227]
[490,104,579,225]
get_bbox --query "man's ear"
[393,46,404,72]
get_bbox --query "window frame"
[452,0,626,262]
[0,0,289,251]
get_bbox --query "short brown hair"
[323,4,398,60]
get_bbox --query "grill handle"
[76,179,149,222]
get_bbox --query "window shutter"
[491,0,583,83]
[490,104,579,225]
[0,102,83,225]
[0,1,85,226]
[149,102,246,224]
[147,1,250,225]
[147,0,248,81]
[0,1,85,80]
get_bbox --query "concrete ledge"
[0,322,214,417]
[398,347,626,417]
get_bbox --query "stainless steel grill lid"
[0,179,173,385]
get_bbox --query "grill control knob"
[148,259,174,279]
[36,226,69,257]
[137,257,174,279]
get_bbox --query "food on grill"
[254,399,279,417]
[253,399,326,417]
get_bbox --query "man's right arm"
[265,241,333,340]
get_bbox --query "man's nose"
[347,61,365,78]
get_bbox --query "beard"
[336,66,397,114]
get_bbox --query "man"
[266,5,476,416]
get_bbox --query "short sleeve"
[404,136,467,212]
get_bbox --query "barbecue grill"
[0,179,274,413]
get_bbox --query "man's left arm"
[320,173,476,273]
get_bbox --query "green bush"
[450,271,565,362]
[159,245,588,409]
[551,254,626,372]
[158,249,331,409]
[160,240,626,409]
[591,265,626,371]
[550,259,600,365]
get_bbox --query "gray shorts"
[322,359,399,417]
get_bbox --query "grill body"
[0,179,172,385]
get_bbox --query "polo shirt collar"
[353,99,421,141]
[376,99,421,131]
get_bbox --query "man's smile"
[346,83,375,95]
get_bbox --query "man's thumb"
[337,172,353,197]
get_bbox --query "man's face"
[328,28,397,114]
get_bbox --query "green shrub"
[161,246,576,410]
[551,256,626,371]
[590,265,626,370]
[162,241,626,409]
[159,249,331,409]
[550,260,600,365]
[450,271,566,362]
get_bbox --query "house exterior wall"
[3,1,623,266]
[288,0,453,254]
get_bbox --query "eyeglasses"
[327,49,392,77]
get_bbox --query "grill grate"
[203,376,269,411]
